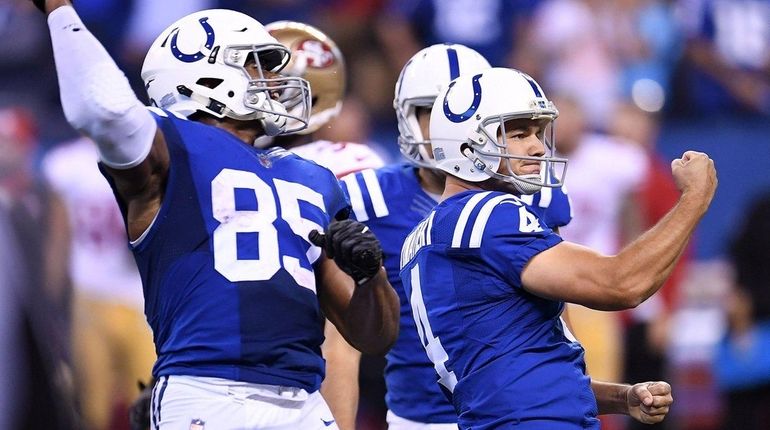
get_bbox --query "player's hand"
[671,151,717,208]
[626,381,673,425]
[309,219,383,285]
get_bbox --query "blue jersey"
[104,109,349,392]
[399,190,597,430]
[340,163,572,423]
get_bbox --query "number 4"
[409,264,458,392]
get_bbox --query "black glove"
[129,378,155,430]
[309,219,383,285]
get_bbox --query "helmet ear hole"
[196,78,224,89]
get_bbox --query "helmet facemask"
[219,44,310,135]
[463,108,568,195]
[396,98,435,168]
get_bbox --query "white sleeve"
[47,6,156,169]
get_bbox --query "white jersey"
[558,133,647,254]
[42,138,143,306]
[289,140,385,178]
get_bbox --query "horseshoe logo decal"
[443,73,483,123]
[170,17,215,63]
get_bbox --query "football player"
[130,21,386,430]
[35,1,399,429]
[399,68,716,429]
[335,44,572,429]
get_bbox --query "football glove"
[309,219,383,285]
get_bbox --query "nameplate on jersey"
[400,212,435,269]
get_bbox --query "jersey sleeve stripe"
[340,174,369,222]
[452,191,490,248]
[147,106,167,117]
[518,194,534,206]
[169,110,188,120]
[538,187,553,208]
[469,195,517,248]
[426,210,435,246]
[147,106,189,121]
[361,169,389,218]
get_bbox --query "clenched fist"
[627,381,673,424]
[309,219,383,285]
[671,151,717,211]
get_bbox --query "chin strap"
[176,85,227,116]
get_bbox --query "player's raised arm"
[311,220,400,355]
[522,150,717,310]
[38,0,168,239]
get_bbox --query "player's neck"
[417,167,445,196]
[442,175,481,200]
[196,115,264,146]
[272,133,313,150]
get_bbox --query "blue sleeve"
[481,202,563,289]
[323,170,351,222]
[338,176,357,222]
[337,169,392,223]
[542,186,573,228]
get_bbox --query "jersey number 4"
[211,168,325,292]
[409,263,458,392]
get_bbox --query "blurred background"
[0,0,769,429]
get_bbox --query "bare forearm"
[342,268,400,355]
[592,380,631,415]
[610,193,706,307]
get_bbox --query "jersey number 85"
[211,168,325,292]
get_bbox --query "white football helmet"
[141,9,311,137]
[430,67,567,194]
[394,44,491,167]
[265,21,345,135]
